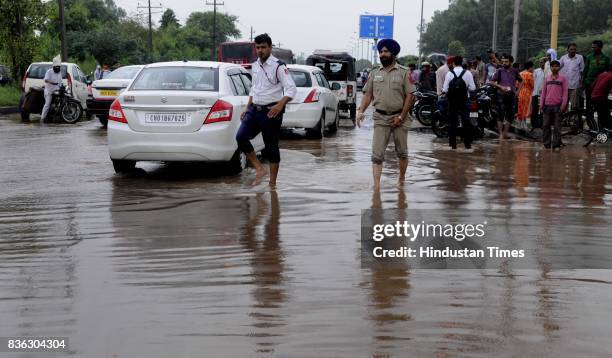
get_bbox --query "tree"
[421,0,612,62]
[183,11,241,60]
[160,9,179,29]
[356,59,373,72]
[447,40,466,57]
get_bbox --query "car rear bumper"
[86,98,114,115]
[282,103,321,129]
[108,121,240,162]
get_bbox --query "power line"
[137,1,163,60]
[205,0,225,60]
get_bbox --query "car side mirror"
[331,83,341,91]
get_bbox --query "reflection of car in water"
[306,51,357,122]
[218,41,295,71]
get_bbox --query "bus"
[218,42,295,70]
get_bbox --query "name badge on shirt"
[374,75,384,82]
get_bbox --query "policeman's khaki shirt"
[364,63,415,113]
[249,54,297,105]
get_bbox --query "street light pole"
[418,0,424,65]
[492,0,498,51]
[550,0,559,50]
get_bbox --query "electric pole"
[59,0,67,61]
[511,0,521,60]
[137,1,162,61]
[418,0,424,65]
[492,0,498,51]
[550,0,559,50]
[206,0,225,60]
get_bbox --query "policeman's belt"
[375,109,402,116]
[252,102,278,112]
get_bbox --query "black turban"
[377,39,400,56]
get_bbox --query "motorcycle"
[432,86,498,139]
[20,85,83,124]
[411,88,438,127]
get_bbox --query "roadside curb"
[0,106,19,115]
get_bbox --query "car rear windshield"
[131,67,219,91]
[27,64,68,79]
[289,70,312,87]
[312,61,348,81]
[106,66,142,79]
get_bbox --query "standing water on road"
[0,114,611,357]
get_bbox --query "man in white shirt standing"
[236,33,297,187]
[531,57,546,129]
[41,55,63,123]
[559,43,584,111]
[442,56,476,150]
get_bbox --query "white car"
[20,62,90,120]
[283,64,340,138]
[107,61,264,174]
[88,65,144,126]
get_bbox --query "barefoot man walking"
[236,33,296,187]
[356,39,415,191]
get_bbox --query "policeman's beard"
[380,56,394,67]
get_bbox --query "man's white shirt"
[43,69,62,94]
[559,54,584,89]
[249,55,297,105]
[442,67,476,95]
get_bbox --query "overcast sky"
[115,0,450,58]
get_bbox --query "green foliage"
[447,40,466,57]
[0,1,242,77]
[356,59,373,72]
[0,0,48,79]
[0,85,21,106]
[397,55,420,66]
[422,0,612,62]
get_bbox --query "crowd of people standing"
[406,40,611,150]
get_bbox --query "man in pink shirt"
[539,60,569,149]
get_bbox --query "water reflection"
[240,191,287,354]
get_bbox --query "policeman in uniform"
[236,33,297,187]
[357,39,415,191]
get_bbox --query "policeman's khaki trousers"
[371,113,409,164]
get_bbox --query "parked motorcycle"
[20,85,83,124]
[411,88,438,127]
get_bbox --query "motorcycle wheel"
[416,103,434,127]
[432,113,449,138]
[61,101,83,124]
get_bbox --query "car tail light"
[108,99,127,123]
[204,100,233,124]
[21,72,27,92]
[304,89,320,103]
[470,100,479,112]
[347,85,354,97]
[66,72,73,92]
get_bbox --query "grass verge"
[0,85,21,107]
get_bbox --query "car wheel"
[328,110,339,133]
[19,95,30,121]
[112,159,136,174]
[98,114,108,127]
[227,149,247,174]
[306,111,325,139]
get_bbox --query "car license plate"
[145,113,187,123]
[99,90,117,97]
[469,112,479,118]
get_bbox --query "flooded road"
[1,112,611,357]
